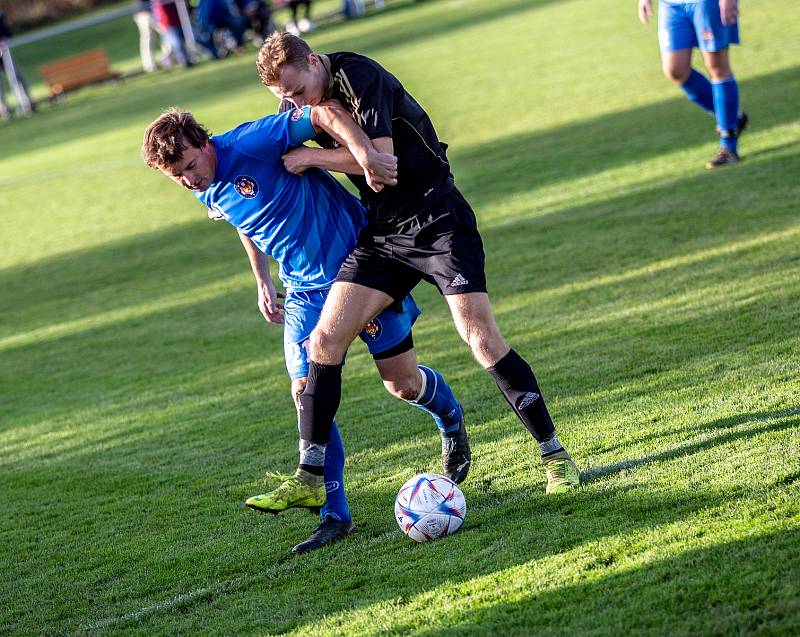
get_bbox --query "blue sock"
[408,366,462,434]
[680,68,715,117]
[712,76,740,153]
[319,419,350,522]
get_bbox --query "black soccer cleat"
[705,146,740,170]
[291,516,355,554]
[441,419,471,484]
[737,110,749,136]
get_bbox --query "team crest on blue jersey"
[234,175,259,199]
[291,108,305,122]
[364,318,382,340]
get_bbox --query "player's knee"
[383,378,418,402]
[464,324,507,365]
[291,379,307,411]
[662,62,689,84]
[307,328,346,363]
[706,63,731,82]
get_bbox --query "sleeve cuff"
[288,106,316,145]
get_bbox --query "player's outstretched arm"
[238,232,285,324]
[309,101,398,191]
[638,0,653,24]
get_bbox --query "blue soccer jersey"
[195,108,367,292]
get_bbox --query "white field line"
[75,576,249,634]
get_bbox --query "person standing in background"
[133,0,158,72]
[286,0,314,35]
[153,0,192,68]
[0,10,33,119]
[638,0,747,169]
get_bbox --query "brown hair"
[141,108,210,169]
[256,32,313,86]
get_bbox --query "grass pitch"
[1,0,799,635]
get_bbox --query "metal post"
[0,42,31,116]
[173,0,198,61]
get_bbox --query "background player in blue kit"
[142,106,470,553]
[639,0,747,169]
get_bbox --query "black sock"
[486,349,555,443]
[298,361,342,447]
[298,463,324,476]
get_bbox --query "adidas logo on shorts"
[449,273,469,287]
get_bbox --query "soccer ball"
[394,473,466,542]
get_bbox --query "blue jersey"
[195,108,367,292]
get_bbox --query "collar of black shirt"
[318,54,335,100]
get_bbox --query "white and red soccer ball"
[394,473,466,542]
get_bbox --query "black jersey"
[317,52,454,222]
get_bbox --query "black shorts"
[335,188,487,302]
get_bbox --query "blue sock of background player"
[712,75,740,154]
[680,68,715,116]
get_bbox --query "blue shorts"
[283,289,421,380]
[658,1,740,53]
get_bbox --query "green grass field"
[2,0,800,634]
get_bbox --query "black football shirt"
[283,52,454,223]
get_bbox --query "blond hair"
[141,108,210,169]
[256,31,313,86]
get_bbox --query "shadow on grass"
[2,135,798,447]
[3,67,798,349]
[15,458,769,634]
[581,409,800,484]
[451,64,800,207]
[409,527,800,636]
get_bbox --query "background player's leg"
[445,292,578,492]
[297,283,394,477]
[703,48,741,157]
[664,49,716,117]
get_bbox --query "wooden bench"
[39,48,119,99]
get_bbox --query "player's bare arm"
[238,232,285,324]
[719,0,738,25]
[282,137,394,177]
[308,101,398,191]
[638,0,653,24]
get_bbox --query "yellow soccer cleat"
[543,453,580,494]
[245,470,325,515]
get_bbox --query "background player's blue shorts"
[283,289,421,380]
[658,1,740,53]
